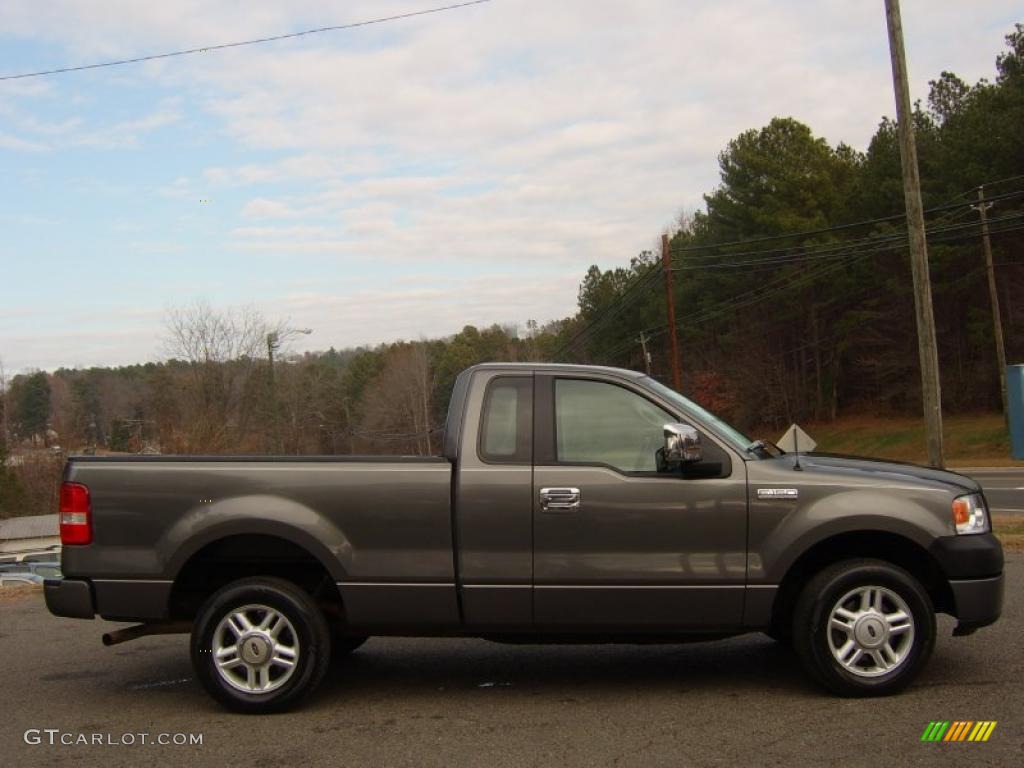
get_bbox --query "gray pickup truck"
[46,363,1004,712]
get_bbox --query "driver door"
[532,374,748,630]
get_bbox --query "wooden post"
[884,0,945,468]
[662,233,682,391]
[974,186,1009,419]
[267,332,281,454]
[638,332,652,375]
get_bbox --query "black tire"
[191,577,331,714]
[792,559,935,697]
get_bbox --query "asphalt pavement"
[962,468,1024,514]
[1,554,1021,768]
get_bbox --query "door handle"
[540,487,581,512]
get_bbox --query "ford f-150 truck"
[45,363,1004,712]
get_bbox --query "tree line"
[566,25,1023,427]
[1,25,1022,516]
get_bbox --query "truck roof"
[465,362,646,379]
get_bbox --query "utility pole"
[267,332,280,454]
[342,398,355,454]
[0,358,8,453]
[266,326,313,454]
[637,332,653,375]
[884,0,945,468]
[662,233,682,391]
[973,186,1009,419]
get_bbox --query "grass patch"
[993,515,1024,553]
[0,584,43,604]
[784,413,1023,467]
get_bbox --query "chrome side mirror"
[664,423,702,464]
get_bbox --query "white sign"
[777,424,817,453]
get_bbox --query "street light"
[267,327,313,453]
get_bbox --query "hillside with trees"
[1,25,1022,516]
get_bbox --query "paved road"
[1,555,1020,768]
[962,469,1024,514]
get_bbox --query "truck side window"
[479,377,533,463]
[555,379,671,472]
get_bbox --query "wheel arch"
[167,531,345,623]
[768,530,953,637]
[160,495,351,581]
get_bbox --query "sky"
[0,0,1020,373]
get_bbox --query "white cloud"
[275,271,583,350]
[71,99,181,149]
[157,175,192,198]
[241,197,303,218]
[0,95,180,152]
[1,0,1020,369]
[0,130,47,152]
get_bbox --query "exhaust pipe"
[102,621,192,646]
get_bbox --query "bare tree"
[358,344,435,455]
[0,357,8,450]
[163,301,283,452]
[164,300,273,364]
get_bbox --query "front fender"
[753,488,951,584]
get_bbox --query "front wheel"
[191,577,331,713]
[792,559,935,697]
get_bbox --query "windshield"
[641,376,754,454]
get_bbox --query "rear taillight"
[59,482,92,545]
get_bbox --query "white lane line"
[954,468,1024,475]
[957,467,1024,472]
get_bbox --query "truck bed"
[62,455,456,625]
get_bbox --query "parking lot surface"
[1,554,1020,768]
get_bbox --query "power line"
[672,221,1024,332]
[601,251,873,364]
[707,252,1003,364]
[669,210,1024,271]
[0,0,493,81]
[556,204,1024,362]
[663,189,1024,264]
[938,174,1024,206]
[591,206,1022,356]
[666,222,1024,349]
[553,184,1024,363]
[551,262,662,359]
[555,267,660,357]
[981,174,1024,189]
[599,218,1024,365]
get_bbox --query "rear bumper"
[44,578,95,619]
[45,577,172,621]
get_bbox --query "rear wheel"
[191,576,331,713]
[792,559,935,697]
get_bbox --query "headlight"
[952,493,989,535]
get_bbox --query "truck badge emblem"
[757,488,799,499]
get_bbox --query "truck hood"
[798,452,981,494]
